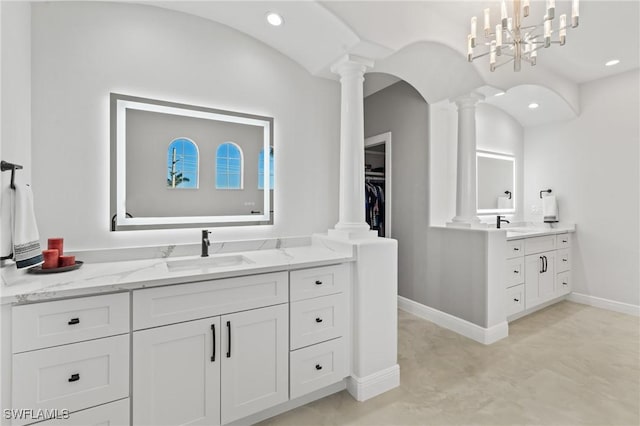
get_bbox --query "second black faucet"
[497,215,510,229]
[201,230,212,257]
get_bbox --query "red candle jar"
[48,238,64,256]
[58,255,76,267]
[42,249,59,269]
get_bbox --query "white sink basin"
[166,254,253,272]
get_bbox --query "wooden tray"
[28,261,83,274]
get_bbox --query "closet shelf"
[365,171,385,177]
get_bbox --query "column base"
[329,225,378,240]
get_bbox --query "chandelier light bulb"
[572,0,580,27]
[484,8,491,35]
[546,0,556,20]
[501,0,508,28]
[559,14,567,45]
[523,0,530,17]
[495,24,503,54]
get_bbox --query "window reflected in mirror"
[167,138,199,189]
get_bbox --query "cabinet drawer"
[557,249,571,272]
[30,398,130,426]
[505,258,524,288]
[12,293,129,353]
[12,335,129,426]
[290,338,346,399]
[290,293,346,350]
[524,235,556,255]
[506,240,524,259]
[557,271,571,296]
[290,264,348,302]
[556,233,571,248]
[506,285,525,317]
[133,272,288,330]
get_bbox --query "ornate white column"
[450,93,484,226]
[329,55,377,239]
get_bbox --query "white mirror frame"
[476,150,516,215]
[110,93,273,231]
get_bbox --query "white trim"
[398,296,509,345]
[227,381,346,426]
[346,364,400,402]
[365,131,392,238]
[568,292,640,317]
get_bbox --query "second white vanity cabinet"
[505,232,572,319]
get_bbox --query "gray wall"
[364,80,429,302]
[126,109,264,217]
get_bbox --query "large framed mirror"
[476,150,515,215]
[110,93,274,231]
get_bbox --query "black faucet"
[201,230,211,257]
[496,215,510,229]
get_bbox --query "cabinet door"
[221,304,288,424]
[133,317,221,426]
[524,251,556,309]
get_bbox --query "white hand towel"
[1,186,12,259]
[11,184,43,269]
[542,195,559,223]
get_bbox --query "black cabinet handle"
[540,257,544,274]
[563,282,568,286]
[315,280,323,285]
[315,364,322,370]
[315,317,323,323]
[68,318,80,325]
[563,258,568,262]
[544,256,548,273]
[562,239,568,243]
[514,298,519,302]
[514,247,519,251]
[513,270,519,274]
[211,324,216,362]
[68,373,80,382]
[226,321,231,358]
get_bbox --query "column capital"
[330,54,374,77]
[451,92,485,109]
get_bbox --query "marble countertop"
[505,224,576,240]
[0,240,355,305]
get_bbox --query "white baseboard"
[398,296,509,345]
[346,364,400,402]
[568,292,640,317]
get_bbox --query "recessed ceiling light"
[605,59,620,67]
[494,91,505,97]
[528,102,539,109]
[266,12,284,26]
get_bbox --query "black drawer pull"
[563,282,568,286]
[315,317,323,323]
[315,364,323,370]
[68,373,80,382]
[514,298,520,302]
[315,280,323,285]
[562,240,567,243]
[68,318,80,325]
[514,248,519,251]
[513,270,519,274]
[226,321,231,358]
[563,258,568,262]
[211,324,216,362]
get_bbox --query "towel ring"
[539,189,552,199]
[504,190,512,200]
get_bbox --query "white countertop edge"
[1,245,355,305]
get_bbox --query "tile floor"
[260,301,640,425]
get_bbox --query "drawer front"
[12,293,130,353]
[28,398,130,426]
[133,271,288,330]
[290,264,348,302]
[556,233,571,248]
[557,271,571,296]
[506,240,524,259]
[557,248,571,272]
[12,335,129,425]
[506,284,525,317]
[290,293,346,350]
[290,338,346,399]
[524,235,556,255]
[505,258,525,288]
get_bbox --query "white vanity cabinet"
[505,232,572,319]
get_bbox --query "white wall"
[524,70,640,307]
[1,2,31,184]
[26,2,340,250]
[429,101,525,225]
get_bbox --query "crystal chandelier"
[467,0,580,71]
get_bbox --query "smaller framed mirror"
[476,151,515,214]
